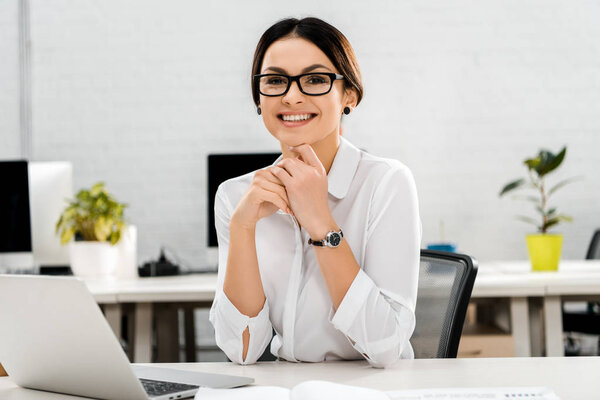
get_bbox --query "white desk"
[85,260,600,362]
[0,357,597,399]
[475,260,600,357]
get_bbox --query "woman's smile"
[277,112,318,128]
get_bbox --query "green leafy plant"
[499,146,578,234]
[55,182,128,245]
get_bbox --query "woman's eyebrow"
[262,64,332,74]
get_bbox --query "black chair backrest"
[586,229,600,260]
[411,250,478,358]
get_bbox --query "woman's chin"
[274,132,313,147]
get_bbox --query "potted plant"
[55,182,128,278]
[499,147,577,271]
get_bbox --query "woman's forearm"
[222,221,266,361]
[314,239,360,311]
[223,221,266,315]
[309,221,360,311]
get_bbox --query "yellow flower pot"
[526,234,563,271]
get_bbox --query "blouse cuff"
[329,269,374,334]
[216,291,270,334]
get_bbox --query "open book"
[195,380,561,400]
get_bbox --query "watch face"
[328,232,341,247]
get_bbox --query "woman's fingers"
[289,144,326,175]
[252,168,293,215]
[256,178,290,208]
[271,165,293,186]
[261,167,286,186]
[259,188,292,214]
[276,157,308,178]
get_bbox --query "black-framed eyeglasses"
[254,72,345,96]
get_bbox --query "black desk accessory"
[39,265,73,275]
[138,248,180,277]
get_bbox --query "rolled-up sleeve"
[330,163,421,368]
[208,185,273,364]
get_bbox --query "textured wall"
[3,0,599,268]
[0,0,21,159]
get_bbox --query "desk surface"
[83,259,600,302]
[474,259,600,297]
[0,357,597,399]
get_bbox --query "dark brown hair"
[251,17,363,107]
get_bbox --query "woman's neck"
[280,129,341,174]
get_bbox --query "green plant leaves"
[55,182,127,245]
[90,182,106,197]
[524,147,566,177]
[543,215,573,232]
[60,226,76,245]
[500,146,577,234]
[499,178,526,196]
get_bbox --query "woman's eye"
[307,76,327,84]
[267,78,286,85]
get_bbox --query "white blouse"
[209,137,421,368]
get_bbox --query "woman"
[209,17,421,368]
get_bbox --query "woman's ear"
[343,87,358,110]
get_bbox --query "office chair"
[411,249,478,358]
[255,249,478,361]
[562,229,600,355]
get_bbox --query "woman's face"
[258,37,357,148]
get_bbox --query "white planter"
[115,225,138,280]
[69,241,119,279]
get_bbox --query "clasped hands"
[231,144,335,239]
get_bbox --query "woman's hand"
[272,144,336,239]
[230,168,292,230]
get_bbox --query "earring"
[343,107,351,115]
[257,106,262,115]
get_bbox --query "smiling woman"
[209,17,421,369]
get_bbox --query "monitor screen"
[207,153,280,247]
[0,161,32,253]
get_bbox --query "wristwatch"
[308,230,344,248]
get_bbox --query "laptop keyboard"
[140,378,199,397]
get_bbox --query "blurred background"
[2,0,599,268]
[1,0,599,362]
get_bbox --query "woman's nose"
[282,80,304,104]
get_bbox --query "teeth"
[281,114,313,121]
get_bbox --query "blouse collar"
[327,136,362,199]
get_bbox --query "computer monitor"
[28,162,73,266]
[207,153,280,247]
[0,160,34,271]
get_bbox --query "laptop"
[0,275,253,399]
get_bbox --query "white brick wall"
[2,0,600,267]
[0,0,20,159]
